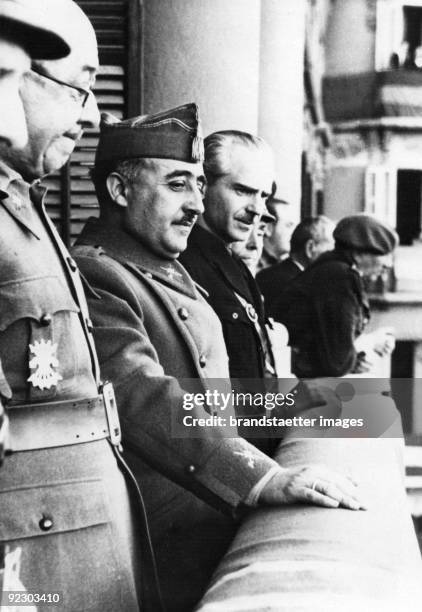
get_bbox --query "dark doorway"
[396,169,422,245]
[403,6,422,68]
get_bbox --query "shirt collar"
[290,257,305,272]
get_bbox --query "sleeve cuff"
[243,465,283,507]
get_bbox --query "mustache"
[175,211,199,226]
[236,212,257,225]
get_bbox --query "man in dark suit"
[231,208,275,276]
[257,215,334,318]
[180,130,277,382]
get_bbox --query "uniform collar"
[0,161,42,239]
[77,217,199,298]
[0,161,30,201]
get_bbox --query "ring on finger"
[311,479,319,491]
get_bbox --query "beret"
[334,214,398,255]
[95,103,204,165]
[0,0,70,60]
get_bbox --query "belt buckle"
[101,381,122,449]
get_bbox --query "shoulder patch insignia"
[234,449,256,468]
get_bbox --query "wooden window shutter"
[43,0,142,246]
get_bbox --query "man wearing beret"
[0,2,156,610]
[73,105,364,611]
[278,214,398,378]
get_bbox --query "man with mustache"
[180,131,279,450]
[0,2,156,609]
[73,110,363,610]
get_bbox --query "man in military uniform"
[73,107,363,611]
[0,2,157,610]
[0,0,70,464]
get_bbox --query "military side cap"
[261,206,276,224]
[95,103,204,165]
[334,214,398,255]
[0,0,70,59]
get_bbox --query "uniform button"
[178,307,189,321]
[67,257,78,272]
[232,312,239,320]
[186,464,196,474]
[199,355,206,368]
[145,272,153,279]
[40,313,52,326]
[39,515,53,531]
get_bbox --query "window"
[43,0,142,246]
[376,0,422,70]
[396,169,422,244]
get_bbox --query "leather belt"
[7,381,122,452]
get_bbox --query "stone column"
[141,0,261,136]
[258,0,306,214]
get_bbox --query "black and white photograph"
[1,1,422,611]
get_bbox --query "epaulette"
[74,244,107,258]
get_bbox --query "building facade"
[47,0,331,240]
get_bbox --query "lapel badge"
[245,303,258,323]
[27,339,63,390]
[160,265,182,281]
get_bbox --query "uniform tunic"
[0,163,145,612]
[73,218,279,612]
